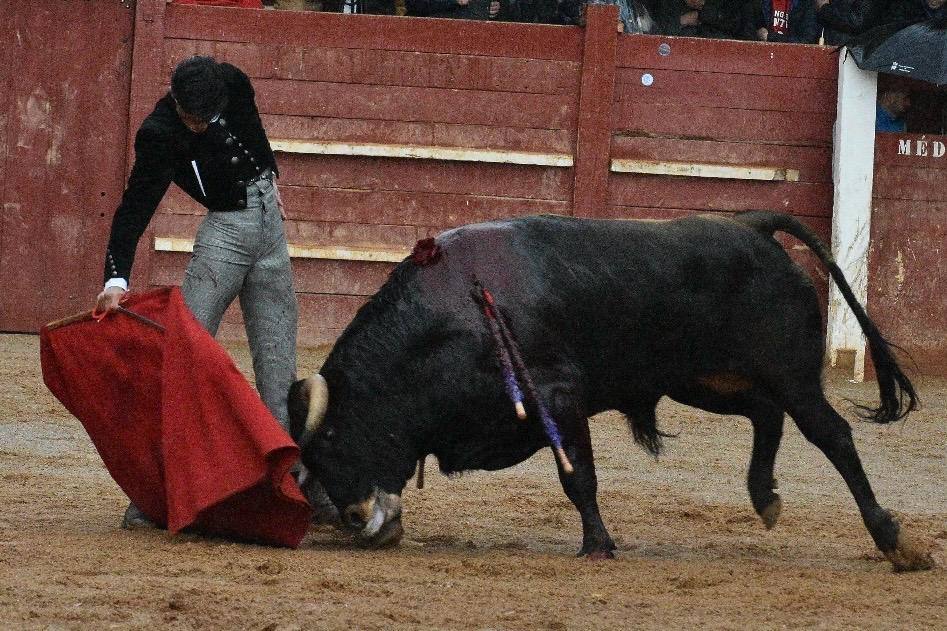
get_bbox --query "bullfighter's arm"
[102,125,174,289]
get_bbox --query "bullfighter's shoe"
[121,502,156,529]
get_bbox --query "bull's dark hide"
[290,212,931,571]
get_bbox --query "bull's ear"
[288,374,329,444]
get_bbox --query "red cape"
[40,287,311,547]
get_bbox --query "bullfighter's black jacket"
[103,63,279,284]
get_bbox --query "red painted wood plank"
[268,46,581,95]
[610,136,832,183]
[255,79,578,130]
[607,175,832,216]
[873,166,947,202]
[287,220,419,249]
[572,3,618,220]
[613,102,834,146]
[210,292,370,344]
[614,68,836,114]
[873,133,947,167]
[616,34,839,79]
[152,214,422,252]
[151,250,396,296]
[262,115,575,154]
[869,198,947,375]
[164,5,584,61]
[283,186,570,225]
[0,1,134,330]
[277,155,574,201]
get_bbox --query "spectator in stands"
[814,0,886,45]
[323,0,396,12]
[264,0,319,9]
[514,0,560,22]
[745,0,820,43]
[406,0,502,19]
[886,0,947,24]
[176,0,263,7]
[876,87,911,132]
[652,0,744,39]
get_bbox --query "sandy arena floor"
[0,332,944,630]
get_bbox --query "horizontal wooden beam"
[610,159,800,182]
[270,139,574,167]
[154,236,410,263]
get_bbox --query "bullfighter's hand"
[95,286,126,314]
[274,181,287,220]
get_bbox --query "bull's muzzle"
[344,488,403,548]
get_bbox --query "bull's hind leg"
[746,403,784,529]
[786,393,934,571]
[670,387,785,529]
[555,417,616,559]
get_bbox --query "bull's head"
[288,373,411,548]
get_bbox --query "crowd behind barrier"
[176,0,947,133]
[200,0,945,45]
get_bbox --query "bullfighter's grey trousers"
[180,175,297,432]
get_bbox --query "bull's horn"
[306,373,329,432]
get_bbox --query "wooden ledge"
[610,159,800,182]
[154,237,410,263]
[270,139,574,167]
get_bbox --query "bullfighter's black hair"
[170,56,228,122]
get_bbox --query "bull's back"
[430,214,822,389]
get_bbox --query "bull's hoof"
[357,519,404,549]
[883,531,936,572]
[121,503,156,530]
[759,495,782,530]
[578,537,616,560]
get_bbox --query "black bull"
[289,211,934,571]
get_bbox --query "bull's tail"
[734,210,918,423]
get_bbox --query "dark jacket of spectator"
[406,0,495,19]
[816,0,886,45]
[322,0,396,13]
[886,0,947,24]
[654,0,745,39]
[748,0,820,43]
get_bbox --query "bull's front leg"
[555,416,616,560]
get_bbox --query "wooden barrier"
[869,133,947,376]
[132,4,840,344]
[0,1,840,346]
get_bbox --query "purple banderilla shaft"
[482,304,527,420]
[480,286,574,474]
